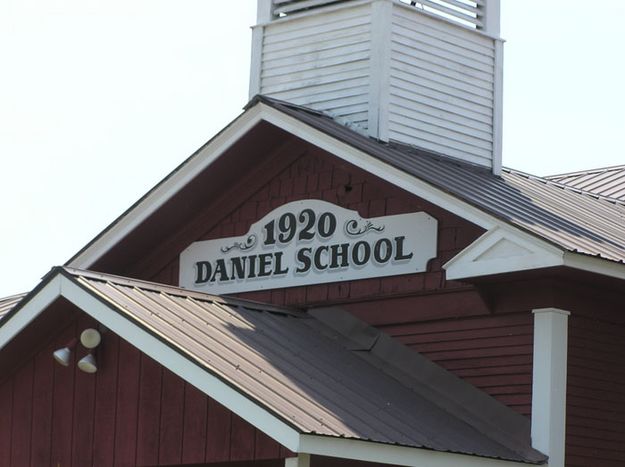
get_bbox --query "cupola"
[250,0,503,174]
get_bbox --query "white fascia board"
[299,435,534,467]
[68,101,625,284]
[444,226,564,280]
[0,275,63,352]
[0,272,301,452]
[59,276,302,451]
[563,251,625,281]
[68,105,266,270]
[68,101,508,271]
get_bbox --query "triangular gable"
[445,227,564,280]
[65,96,625,283]
[0,267,545,466]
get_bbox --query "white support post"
[532,308,570,467]
[285,454,311,467]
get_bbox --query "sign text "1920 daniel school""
[179,199,437,294]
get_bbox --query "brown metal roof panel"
[79,278,340,435]
[80,276,423,443]
[547,165,625,201]
[501,172,625,261]
[67,269,545,463]
[0,293,26,320]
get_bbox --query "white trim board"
[444,226,564,280]
[0,271,302,450]
[66,100,625,283]
[299,435,535,467]
[0,269,536,467]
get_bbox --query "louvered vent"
[272,0,486,30]
[251,0,503,173]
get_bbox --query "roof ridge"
[504,167,625,206]
[545,163,625,179]
[0,292,27,302]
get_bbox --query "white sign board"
[179,199,437,294]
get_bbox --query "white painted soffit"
[0,269,535,467]
[66,101,624,282]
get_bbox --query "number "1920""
[263,209,337,246]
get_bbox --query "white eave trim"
[444,225,625,282]
[0,271,540,467]
[68,102,625,284]
[0,272,301,452]
[68,104,267,270]
[563,251,625,281]
[299,435,535,467]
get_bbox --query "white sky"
[0,0,624,297]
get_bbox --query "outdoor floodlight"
[80,328,101,349]
[77,353,97,373]
[53,327,104,373]
[52,338,77,367]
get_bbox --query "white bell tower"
[250,0,503,174]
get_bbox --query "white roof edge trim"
[68,105,267,269]
[0,275,62,353]
[68,101,510,271]
[0,273,301,452]
[257,105,503,230]
[68,101,625,282]
[299,435,537,467]
[563,252,625,282]
[444,226,565,280]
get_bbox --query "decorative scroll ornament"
[345,219,385,237]
[220,234,257,253]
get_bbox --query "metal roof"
[43,268,544,464]
[546,165,625,202]
[0,293,26,320]
[253,96,625,265]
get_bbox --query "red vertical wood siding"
[93,329,119,467]
[50,322,77,467]
[181,382,209,463]
[136,350,163,466]
[121,144,534,417]
[363,308,534,416]
[566,312,625,467]
[0,312,287,467]
[82,144,531,420]
[31,342,54,466]
[10,359,33,466]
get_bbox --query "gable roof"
[0,267,545,465]
[260,97,625,266]
[0,293,26,320]
[546,165,625,202]
[66,95,625,281]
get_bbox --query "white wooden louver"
[272,0,486,31]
